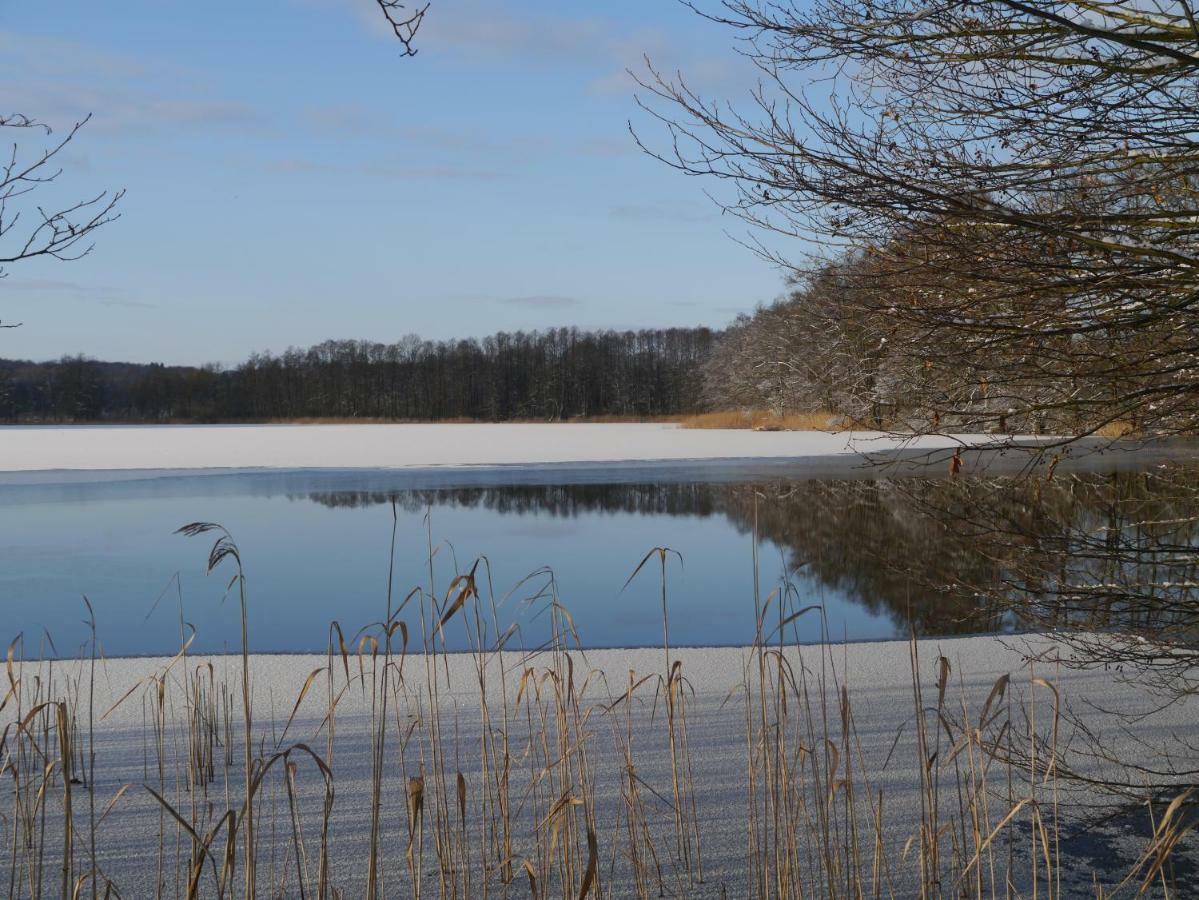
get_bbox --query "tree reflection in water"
[295,465,1199,660]
[298,468,1199,800]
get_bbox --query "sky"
[0,0,789,365]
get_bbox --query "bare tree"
[639,0,1199,442]
[0,113,123,327]
[643,0,1199,805]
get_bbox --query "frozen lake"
[4,446,1195,656]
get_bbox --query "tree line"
[0,327,716,422]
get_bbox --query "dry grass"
[1,513,1192,897]
[1095,420,1138,438]
[680,409,841,431]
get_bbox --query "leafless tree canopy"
[641,1,1199,799]
[643,1,1199,440]
[0,114,123,327]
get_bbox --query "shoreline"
[5,602,1196,893]
[4,422,1190,487]
[2,632,1164,728]
[4,627,1025,663]
[2,436,1194,493]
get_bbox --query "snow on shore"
[0,422,1017,472]
[6,634,1192,895]
[33,633,1144,731]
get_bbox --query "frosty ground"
[4,635,1193,895]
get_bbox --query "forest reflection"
[294,465,1199,640]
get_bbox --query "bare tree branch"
[0,113,124,329]
[374,0,430,56]
[641,0,1199,442]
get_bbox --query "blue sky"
[0,0,788,365]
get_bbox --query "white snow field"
[0,422,1017,472]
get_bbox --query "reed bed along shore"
[678,410,840,431]
[2,521,1196,898]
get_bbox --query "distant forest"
[0,328,716,422]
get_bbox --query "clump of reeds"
[1,513,1193,898]
[1094,420,1138,438]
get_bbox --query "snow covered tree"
[642,0,1199,440]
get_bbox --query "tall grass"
[680,410,841,431]
[0,518,1193,897]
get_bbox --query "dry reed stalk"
[624,547,705,889]
[2,512,1194,899]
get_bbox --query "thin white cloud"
[262,156,500,180]
[386,1,755,96]
[300,106,553,153]
[398,125,549,156]
[301,105,381,135]
[0,278,90,292]
[576,137,633,158]
[499,295,583,309]
[363,160,501,179]
[289,0,397,40]
[0,277,153,309]
[0,29,264,137]
[0,31,145,81]
[265,158,337,175]
[0,280,88,293]
[2,81,265,136]
[421,4,618,63]
[96,297,157,309]
[609,202,717,223]
[322,0,733,95]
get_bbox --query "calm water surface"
[2,458,1195,655]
